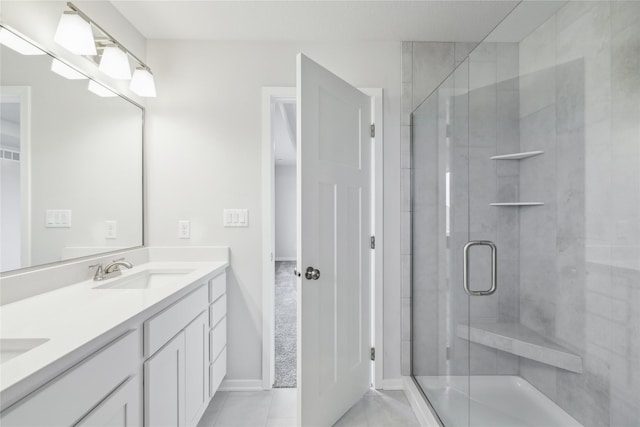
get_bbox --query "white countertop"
[0,261,227,404]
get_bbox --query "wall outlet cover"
[178,220,191,239]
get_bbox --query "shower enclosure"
[410,2,640,426]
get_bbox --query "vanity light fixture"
[0,28,45,55]
[54,12,97,56]
[99,45,131,80]
[55,2,157,97]
[88,80,117,97]
[51,58,88,80]
[129,67,157,97]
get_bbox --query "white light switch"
[45,209,72,228]
[223,209,249,227]
[105,220,117,239]
[178,220,191,239]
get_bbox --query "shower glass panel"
[411,62,471,426]
[411,2,640,426]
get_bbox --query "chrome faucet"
[89,258,133,281]
[104,258,133,274]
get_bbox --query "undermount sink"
[0,338,49,364]
[92,270,195,290]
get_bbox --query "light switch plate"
[178,220,191,239]
[45,209,72,228]
[105,220,117,239]
[224,209,249,227]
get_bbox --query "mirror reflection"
[0,29,143,273]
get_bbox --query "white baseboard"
[380,378,404,390]
[219,379,264,391]
[274,257,296,262]
[403,376,440,427]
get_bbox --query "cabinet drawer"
[209,294,226,328]
[208,272,226,303]
[209,347,226,398]
[144,284,208,357]
[209,317,226,363]
[1,330,139,427]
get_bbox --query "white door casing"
[296,54,371,427]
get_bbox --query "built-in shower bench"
[457,322,583,373]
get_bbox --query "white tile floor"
[196,388,420,427]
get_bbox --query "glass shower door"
[412,60,472,426]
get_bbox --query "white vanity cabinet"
[0,264,228,427]
[0,330,141,427]
[208,272,227,397]
[143,279,224,427]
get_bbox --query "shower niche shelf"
[457,322,583,373]
[490,150,544,160]
[490,202,544,206]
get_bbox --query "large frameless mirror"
[0,26,143,274]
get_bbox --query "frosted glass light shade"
[99,46,131,80]
[54,13,96,56]
[88,80,116,97]
[129,68,157,97]
[51,59,87,80]
[0,28,45,55]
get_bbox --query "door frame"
[1,86,32,269]
[261,86,384,390]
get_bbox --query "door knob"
[305,266,320,280]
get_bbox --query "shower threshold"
[415,375,582,427]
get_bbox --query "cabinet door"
[185,311,209,427]
[75,376,141,427]
[144,332,185,427]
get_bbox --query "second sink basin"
[0,338,49,364]
[92,269,195,290]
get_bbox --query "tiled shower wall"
[516,2,640,426]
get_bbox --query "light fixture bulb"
[54,12,97,56]
[51,59,87,80]
[87,80,116,97]
[99,46,131,80]
[0,28,45,55]
[129,67,157,97]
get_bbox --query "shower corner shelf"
[490,202,544,206]
[457,322,583,374]
[490,150,544,160]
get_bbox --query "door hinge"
[370,123,375,138]
[370,347,375,361]
[370,235,375,249]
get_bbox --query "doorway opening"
[272,97,297,388]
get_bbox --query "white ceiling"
[111,1,519,42]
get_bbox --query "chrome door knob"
[305,266,320,280]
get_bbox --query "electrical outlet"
[178,220,191,239]
[105,220,117,239]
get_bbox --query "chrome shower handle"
[463,240,497,296]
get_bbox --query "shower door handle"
[463,240,497,296]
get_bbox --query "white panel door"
[296,54,372,427]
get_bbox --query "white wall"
[274,165,296,261]
[145,40,402,383]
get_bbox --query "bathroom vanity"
[0,252,228,427]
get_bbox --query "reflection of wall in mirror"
[1,100,21,270]
[0,45,143,271]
